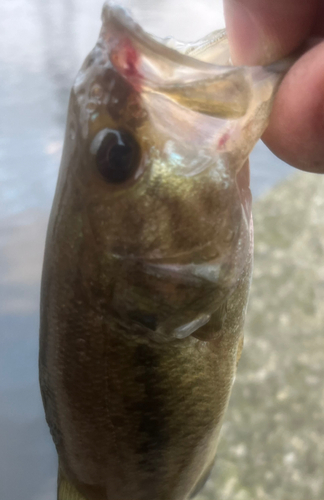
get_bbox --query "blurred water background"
[2,0,322,499]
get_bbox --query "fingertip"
[262,41,324,173]
[224,0,280,65]
[224,0,318,65]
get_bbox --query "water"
[0,1,294,499]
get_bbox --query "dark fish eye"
[94,130,141,183]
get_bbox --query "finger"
[263,41,324,173]
[314,1,324,36]
[224,0,319,65]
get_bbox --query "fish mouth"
[100,1,290,120]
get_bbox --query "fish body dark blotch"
[132,344,169,463]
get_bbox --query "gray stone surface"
[197,172,324,500]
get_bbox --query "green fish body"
[39,3,287,499]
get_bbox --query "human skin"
[224,0,324,173]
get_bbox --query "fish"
[39,3,290,500]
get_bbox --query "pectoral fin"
[236,334,244,366]
[58,466,88,500]
[189,459,215,498]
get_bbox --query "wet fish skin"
[39,4,283,500]
[39,104,250,500]
[42,264,250,500]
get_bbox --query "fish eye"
[92,129,141,183]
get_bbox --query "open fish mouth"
[75,1,292,164]
[101,1,290,120]
[74,2,290,189]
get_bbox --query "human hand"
[224,0,324,173]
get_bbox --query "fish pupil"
[96,131,140,183]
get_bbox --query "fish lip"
[102,1,233,72]
[100,2,292,122]
[101,1,250,99]
[101,1,292,74]
[73,2,292,141]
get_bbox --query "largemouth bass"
[39,3,289,500]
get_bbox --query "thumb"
[223,0,318,65]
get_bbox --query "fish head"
[54,3,284,341]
